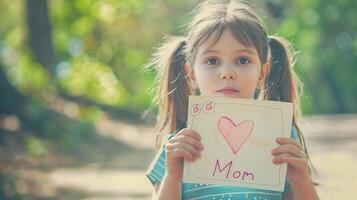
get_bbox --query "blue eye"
[236,57,251,65]
[206,58,219,65]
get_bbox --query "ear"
[257,62,270,88]
[185,63,198,89]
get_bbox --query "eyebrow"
[202,48,256,56]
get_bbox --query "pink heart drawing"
[217,116,254,155]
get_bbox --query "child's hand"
[271,137,311,187]
[164,128,204,181]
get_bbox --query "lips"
[216,87,239,94]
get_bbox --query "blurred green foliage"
[2,0,199,114]
[266,0,357,114]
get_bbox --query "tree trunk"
[26,0,56,74]
[0,64,24,115]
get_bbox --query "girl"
[145,0,319,199]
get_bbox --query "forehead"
[196,28,258,56]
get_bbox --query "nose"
[220,66,236,80]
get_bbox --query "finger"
[166,143,196,161]
[272,153,292,164]
[272,153,308,168]
[277,156,309,171]
[167,142,201,157]
[169,135,203,150]
[284,157,309,169]
[271,144,306,158]
[167,147,195,161]
[176,128,201,141]
[276,137,303,150]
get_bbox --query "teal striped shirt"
[146,127,301,200]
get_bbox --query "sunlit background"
[0,0,356,199]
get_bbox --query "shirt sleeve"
[283,125,301,193]
[145,134,176,185]
[145,146,166,185]
[290,125,302,145]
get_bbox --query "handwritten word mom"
[212,159,254,181]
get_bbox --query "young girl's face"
[188,28,268,99]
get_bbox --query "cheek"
[195,69,219,94]
[237,67,260,83]
[237,68,260,97]
[197,73,215,90]
[195,67,215,81]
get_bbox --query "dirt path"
[300,115,357,199]
[11,114,357,199]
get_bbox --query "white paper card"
[183,96,293,191]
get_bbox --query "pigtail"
[147,36,192,149]
[263,36,302,131]
[263,36,317,178]
[263,36,299,103]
